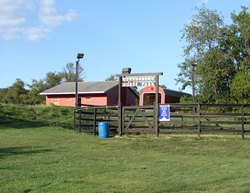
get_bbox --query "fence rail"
[74,104,250,138]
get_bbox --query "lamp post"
[75,53,84,108]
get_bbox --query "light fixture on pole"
[75,53,84,108]
[122,67,132,74]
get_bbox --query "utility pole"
[191,63,196,103]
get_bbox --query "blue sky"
[0,0,249,93]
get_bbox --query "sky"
[0,0,249,93]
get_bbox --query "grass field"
[1,122,250,193]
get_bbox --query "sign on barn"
[122,76,156,87]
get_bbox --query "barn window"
[52,98,59,105]
[86,96,91,100]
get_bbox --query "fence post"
[74,108,77,131]
[197,104,201,138]
[121,107,126,134]
[241,105,245,139]
[93,108,97,136]
[181,115,184,129]
[78,108,82,132]
[155,75,159,137]
[118,76,123,136]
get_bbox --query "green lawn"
[1,124,250,193]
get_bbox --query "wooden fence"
[74,104,250,138]
[74,106,119,135]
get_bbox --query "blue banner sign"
[159,105,170,122]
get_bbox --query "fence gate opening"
[122,105,156,134]
[116,71,163,136]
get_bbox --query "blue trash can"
[98,122,109,138]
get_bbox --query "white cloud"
[0,0,29,27]
[39,0,77,27]
[24,27,49,41]
[0,17,26,27]
[0,0,77,41]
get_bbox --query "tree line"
[177,6,250,104]
[0,63,84,105]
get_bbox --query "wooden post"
[122,107,125,133]
[181,115,184,129]
[93,108,97,136]
[79,108,82,132]
[74,109,77,131]
[197,104,201,138]
[155,75,159,137]
[118,76,123,136]
[241,105,245,139]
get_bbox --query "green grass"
[0,103,74,129]
[1,123,250,193]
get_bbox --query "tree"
[60,63,84,82]
[26,72,64,104]
[197,48,236,103]
[177,6,250,103]
[159,84,167,90]
[228,7,250,104]
[0,79,28,104]
[105,74,117,81]
[181,6,224,58]
[26,79,47,104]
[177,6,226,103]
[0,62,86,105]
[230,7,250,72]
[231,71,250,104]
[26,62,85,105]
[44,72,63,88]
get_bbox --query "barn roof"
[164,88,191,98]
[40,81,119,95]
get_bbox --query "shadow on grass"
[0,119,49,129]
[0,118,74,130]
[0,146,52,159]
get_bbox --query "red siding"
[46,95,76,106]
[106,86,118,106]
[81,94,107,106]
[45,86,138,107]
[165,95,180,103]
[123,87,139,106]
[46,94,108,107]
[105,86,138,106]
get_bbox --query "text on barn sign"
[122,76,156,87]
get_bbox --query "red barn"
[139,86,191,106]
[40,81,138,107]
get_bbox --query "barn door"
[143,93,161,106]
